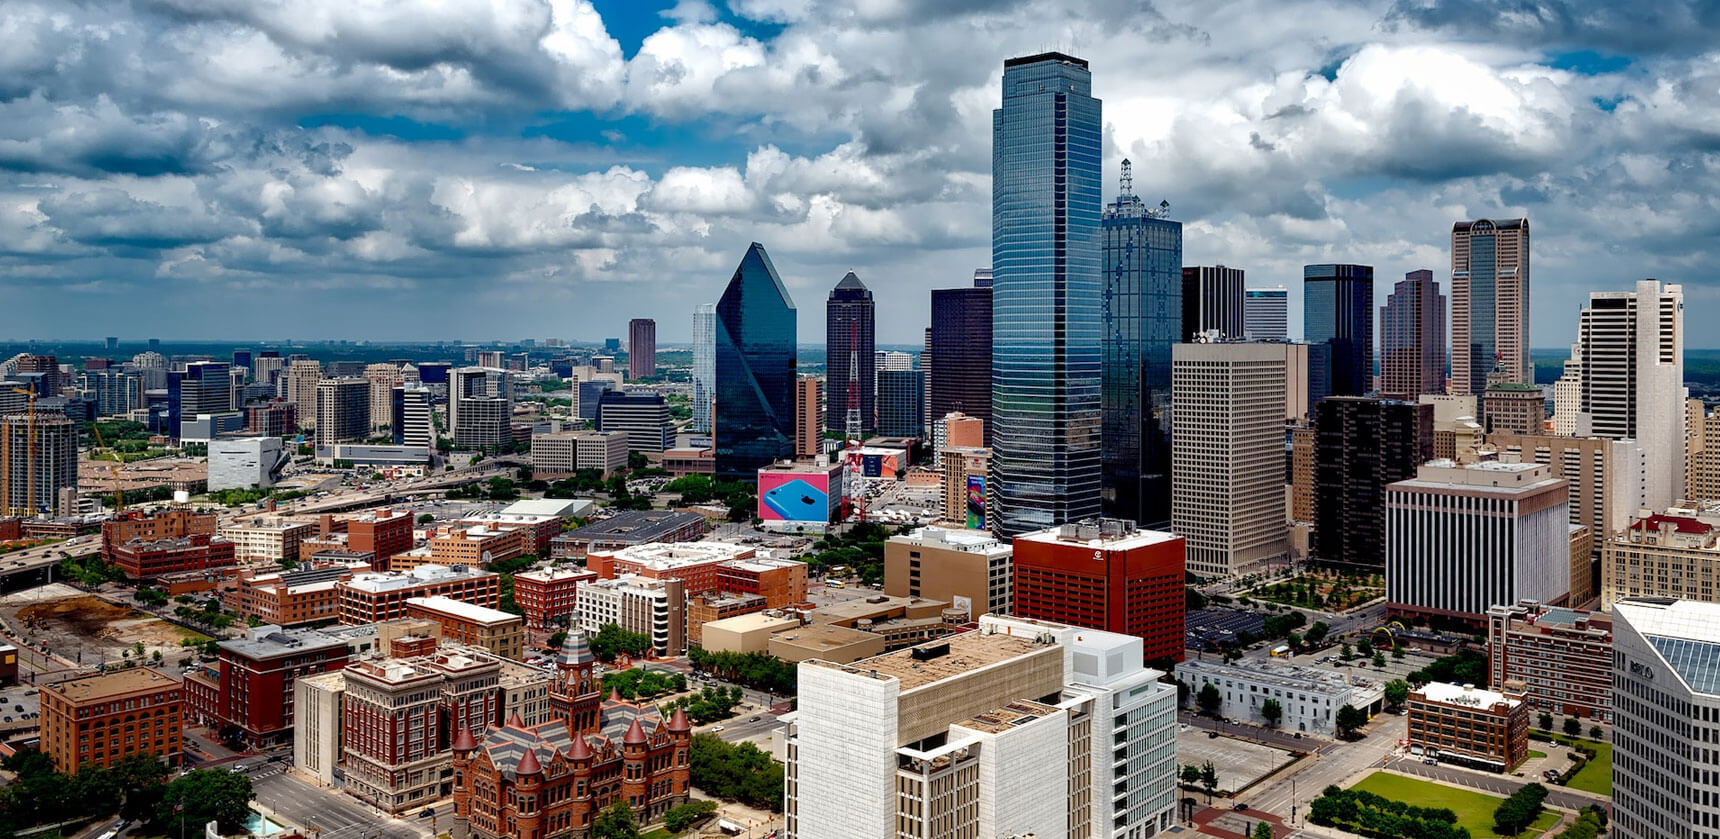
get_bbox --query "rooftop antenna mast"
[1119,158,1133,199]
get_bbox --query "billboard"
[965,474,986,529]
[846,447,905,479]
[758,471,833,523]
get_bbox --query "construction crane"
[90,421,123,513]
[1,384,37,518]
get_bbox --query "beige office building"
[1171,342,1289,577]
[883,526,1012,619]
[794,376,824,459]
[1488,432,1647,549]
[939,446,990,527]
[285,360,323,431]
[315,378,369,446]
[221,519,315,564]
[701,612,800,655]
[1602,509,1720,609]
[1691,404,1720,504]
[530,429,629,477]
[1451,218,1530,394]
[365,364,405,432]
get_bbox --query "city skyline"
[3,2,1716,346]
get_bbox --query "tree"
[1197,683,1223,715]
[1383,680,1410,711]
[547,631,568,650]
[1335,704,1367,739]
[1261,698,1283,727]
[418,513,435,524]
[1589,725,1604,740]
[1537,711,1553,732]
[1199,761,1219,803]
[1391,643,1405,660]
[1492,783,1548,835]
[1339,642,1353,661]
[1180,764,1201,786]
[1305,622,1329,645]
[1356,639,1374,657]
[591,801,638,839]
[589,623,653,662]
[663,800,718,833]
[1252,822,1274,839]
[154,769,254,835]
[1563,717,1582,737]
[1285,631,1302,651]
[1370,651,1386,669]
[1186,587,1208,611]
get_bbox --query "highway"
[0,535,99,581]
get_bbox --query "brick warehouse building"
[453,632,691,838]
[110,533,236,580]
[1011,518,1186,664]
[101,509,217,562]
[186,624,351,745]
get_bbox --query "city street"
[252,771,432,839]
[1241,713,1406,826]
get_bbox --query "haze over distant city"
[4,0,1718,344]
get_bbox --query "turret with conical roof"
[551,628,602,736]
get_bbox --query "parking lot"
[1175,727,1299,794]
[0,682,41,728]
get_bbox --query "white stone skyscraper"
[691,303,716,434]
[1571,280,1685,510]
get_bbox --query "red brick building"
[585,542,755,597]
[110,533,236,580]
[342,651,502,813]
[1011,518,1186,664]
[453,632,690,838]
[40,668,182,772]
[337,564,501,625]
[208,625,352,745]
[513,566,599,630]
[102,509,218,563]
[346,509,415,570]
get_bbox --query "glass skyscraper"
[691,303,716,433]
[928,271,992,442]
[1101,162,1182,529]
[1303,263,1375,397]
[714,242,797,478]
[825,272,875,438]
[1451,218,1530,394]
[991,52,1103,536]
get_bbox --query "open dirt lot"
[1,585,208,666]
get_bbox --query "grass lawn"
[641,830,676,839]
[1350,772,1562,838]
[1534,733,1612,795]
[1528,749,1547,759]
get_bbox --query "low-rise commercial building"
[700,611,799,655]
[573,575,685,656]
[232,564,361,626]
[110,533,236,580]
[884,526,1012,619]
[687,592,767,646]
[338,564,501,625]
[586,541,755,596]
[1013,518,1186,663]
[1176,658,1386,736]
[512,565,598,630]
[419,526,530,571]
[450,510,565,557]
[550,510,708,560]
[405,596,525,661]
[662,447,714,477]
[40,668,182,772]
[101,509,217,562]
[345,509,415,570]
[1486,600,1614,722]
[1407,682,1531,772]
[221,518,315,565]
[713,554,808,607]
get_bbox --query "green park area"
[1533,733,1612,795]
[1349,773,1562,838]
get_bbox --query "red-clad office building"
[1011,518,1186,664]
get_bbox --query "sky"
[3,0,1719,347]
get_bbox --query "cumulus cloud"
[2,0,1717,343]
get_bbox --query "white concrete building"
[292,671,346,786]
[220,518,314,564]
[1176,658,1386,736]
[572,574,685,655]
[391,385,434,449]
[207,436,286,491]
[1571,280,1686,511]
[1387,460,1571,624]
[1171,342,1289,577]
[784,614,1178,839]
[1611,598,1720,839]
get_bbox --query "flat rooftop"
[47,667,179,703]
[1016,519,1180,552]
[895,526,1010,554]
[222,625,349,658]
[1418,681,1520,709]
[812,594,948,624]
[811,631,1045,691]
[515,565,599,583]
[1177,658,1367,694]
[721,556,805,573]
[955,699,1058,734]
[593,541,754,568]
[343,563,495,592]
[558,510,706,541]
[407,596,520,625]
[706,612,800,633]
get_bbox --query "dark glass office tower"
[1101,162,1182,528]
[1312,397,1431,568]
[714,242,797,479]
[876,369,924,437]
[1180,266,1245,341]
[1379,270,1446,399]
[928,270,992,441]
[991,52,1103,536]
[1304,263,1375,397]
[825,272,875,438]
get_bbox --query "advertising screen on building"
[846,448,904,479]
[966,474,986,529]
[758,472,832,523]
